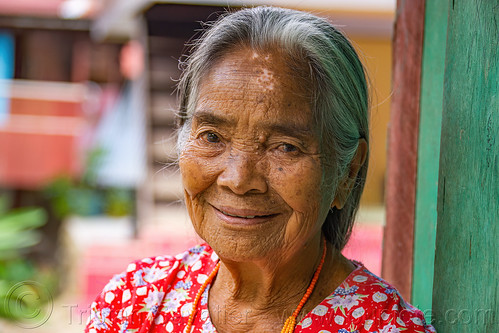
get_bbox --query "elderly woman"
[86,6,435,333]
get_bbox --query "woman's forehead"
[201,47,310,100]
[207,46,309,87]
[197,75,312,125]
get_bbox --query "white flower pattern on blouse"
[85,244,436,333]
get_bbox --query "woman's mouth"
[211,205,278,225]
[220,210,258,218]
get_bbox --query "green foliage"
[80,146,107,187]
[0,195,49,321]
[104,188,133,216]
[43,147,133,218]
[0,197,46,260]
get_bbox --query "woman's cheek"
[179,148,220,198]
[272,159,324,212]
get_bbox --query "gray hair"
[176,6,369,251]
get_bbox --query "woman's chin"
[199,226,283,263]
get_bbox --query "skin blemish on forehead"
[251,51,259,59]
[256,68,275,91]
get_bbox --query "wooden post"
[382,0,425,301]
[432,1,499,332]
[411,0,448,319]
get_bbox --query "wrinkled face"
[179,47,334,261]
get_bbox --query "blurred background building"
[0,1,394,331]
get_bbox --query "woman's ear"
[332,139,368,209]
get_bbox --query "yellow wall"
[351,36,392,205]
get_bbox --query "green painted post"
[432,1,499,332]
[412,0,448,321]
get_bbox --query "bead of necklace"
[280,238,327,333]
[185,261,220,333]
[185,239,327,333]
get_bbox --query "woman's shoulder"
[85,243,218,332]
[126,243,216,277]
[298,262,436,332]
[102,243,216,291]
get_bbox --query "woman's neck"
[208,236,355,332]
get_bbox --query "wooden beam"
[432,1,499,331]
[0,15,91,31]
[411,0,448,319]
[382,0,425,301]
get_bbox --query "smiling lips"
[221,210,259,219]
[211,205,278,225]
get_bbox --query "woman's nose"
[217,150,268,195]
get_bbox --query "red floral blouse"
[85,244,436,333]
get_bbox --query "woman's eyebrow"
[264,123,313,141]
[192,111,236,127]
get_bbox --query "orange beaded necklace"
[185,261,221,332]
[185,239,327,333]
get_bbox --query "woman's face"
[179,47,334,261]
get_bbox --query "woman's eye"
[201,132,221,143]
[280,143,299,153]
